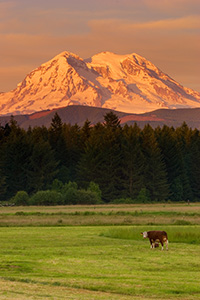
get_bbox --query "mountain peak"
[0,50,200,116]
[89,51,147,64]
[54,50,79,58]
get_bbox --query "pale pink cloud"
[143,0,200,14]
[85,17,200,90]
[0,1,199,92]
[134,15,200,30]
[88,15,200,32]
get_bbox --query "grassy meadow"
[0,203,200,299]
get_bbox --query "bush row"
[12,180,102,206]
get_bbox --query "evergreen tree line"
[0,112,200,204]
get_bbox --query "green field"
[0,204,200,299]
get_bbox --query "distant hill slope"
[0,51,200,116]
[1,105,200,129]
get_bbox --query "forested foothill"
[0,111,200,205]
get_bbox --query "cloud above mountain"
[0,0,199,93]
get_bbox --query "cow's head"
[141,231,148,238]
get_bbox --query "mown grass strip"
[0,210,199,217]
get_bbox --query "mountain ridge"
[0,51,200,116]
[1,105,200,130]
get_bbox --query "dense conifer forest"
[0,111,200,204]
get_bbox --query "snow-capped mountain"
[0,51,200,116]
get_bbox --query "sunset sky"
[0,0,199,92]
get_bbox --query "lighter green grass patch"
[101,225,200,244]
[0,226,200,299]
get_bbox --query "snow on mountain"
[0,50,200,116]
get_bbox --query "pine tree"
[48,114,70,182]
[121,124,145,199]
[0,169,7,201]
[61,123,82,182]
[99,113,123,201]
[50,112,63,134]
[2,120,32,198]
[175,123,193,201]
[80,119,92,144]
[155,125,183,201]
[77,123,105,189]
[49,113,66,162]
[78,113,123,202]
[140,124,169,201]
[103,111,121,128]
[188,129,200,201]
[27,140,58,193]
[0,125,7,200]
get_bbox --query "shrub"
[51,179,63,192]
[76,189,101,205]
[136,188,151,203]
[87,182,102,202]
[112,198,134,204]
[29,190,63,206]
[62,181,78,194]
[62,187,79,205]
[14,191,29,205]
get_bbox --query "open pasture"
[0,225,200,299]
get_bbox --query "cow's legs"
[160,241,164,250]
[163,237,169,250]
[150,239,155,249]
[165,239,169,250]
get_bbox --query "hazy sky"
[0,0,199,92]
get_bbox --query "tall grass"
[101,225,200,244]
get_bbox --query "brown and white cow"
[141,230,168,250]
